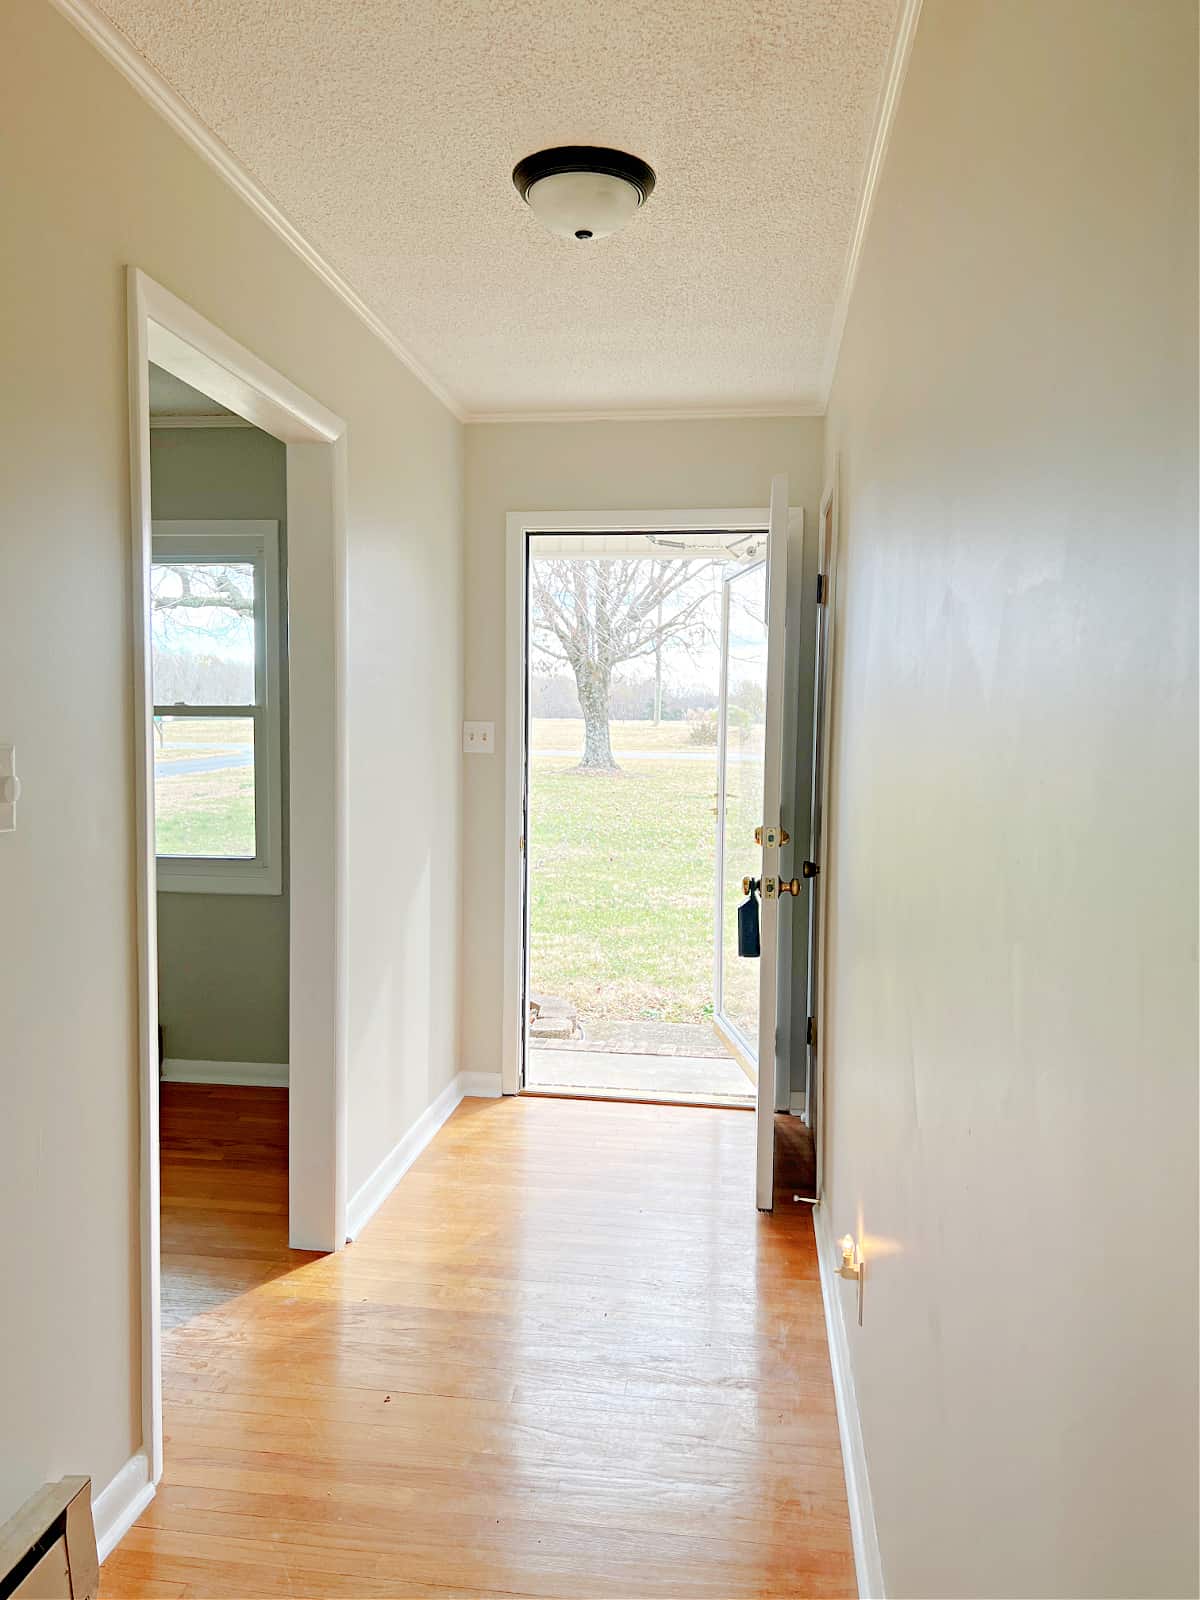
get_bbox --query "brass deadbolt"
[754,825,790,847]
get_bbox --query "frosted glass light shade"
[524,170,643,240]
[513,147,656,242]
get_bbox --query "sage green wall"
[150,420,289,1065]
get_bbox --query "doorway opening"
[128,269,347,1491]
[522,529,763,1107]
[503,490,811,1207]
[148,366,294,1334]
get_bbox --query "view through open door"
[505,499,803,1209]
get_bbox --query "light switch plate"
[0,744,18,833]
[462,721,495,755]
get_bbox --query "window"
[151,520,283,894]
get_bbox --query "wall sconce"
[837,1234,865,1326]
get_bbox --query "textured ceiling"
[98,0,899,417]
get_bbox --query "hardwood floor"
[102,1085,854,1599]
[774,1112,818,1204]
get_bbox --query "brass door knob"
[778,877,802,896]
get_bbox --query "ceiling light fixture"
[512,146,656,241]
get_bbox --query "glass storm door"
[714,560,769,1068]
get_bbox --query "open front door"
[711,475,793,1209]
[754,475,792,1210]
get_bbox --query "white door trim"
[754,476,793,1210]
[502,507,773,1098]
[127,268,349,1490]
[807,463,841,1202]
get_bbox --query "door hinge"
[816,573,827,605]
[807,1015,817,1048]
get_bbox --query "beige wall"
[461,417,824,1090]
[0,0,462,1523]
[820,2,1198,1595]
[151,423,290,1066]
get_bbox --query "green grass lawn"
[532,717,709,754]
[155,776,255,857]
[151,710,764,1035]
[528,719,761,1030]
[154,717,256,858]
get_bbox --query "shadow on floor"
[158,1081,321,1333]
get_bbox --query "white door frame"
[502,506,784,1099]
[127,268,349,1486]
[807,463,841,1203]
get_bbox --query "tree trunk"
[575,662,617,770]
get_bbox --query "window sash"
[151,543,265,711]
[151,521,282,895]
[153,704,255,716]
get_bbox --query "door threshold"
[520,1087,754,1111]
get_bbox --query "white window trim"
[152,519,283,895]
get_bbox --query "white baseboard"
[814,1203,885,1599]
[790,1091,809,1116]
[460,1070,502,1098]
[161,1058,288,1087]
[345,1069,500,1241]
[92,1450,154,1564]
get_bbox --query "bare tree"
[150,561,255,703]
[529,558,716,770]
[151,563,253,621]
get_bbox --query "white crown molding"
[47,0,467,421]
[149,412,253,429]
[466,401,826,425]
[819,0,924,408]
